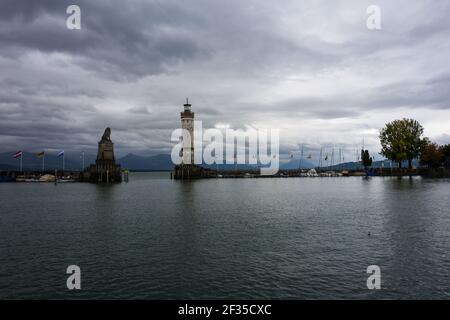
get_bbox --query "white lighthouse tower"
[181,98,194,164]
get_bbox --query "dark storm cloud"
[0,0,348,80]
[0,0,209,79]
[366,74,450,110]
[242,97,363,119]
[1,0,450,156]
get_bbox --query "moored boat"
[39,174,56,182]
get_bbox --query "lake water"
[1,173,450,299]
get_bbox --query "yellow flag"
[35,151,45,159]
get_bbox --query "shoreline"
[2,167,449,183]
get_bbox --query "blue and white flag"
[57,150,65,157]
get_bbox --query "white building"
[181,98,194,164]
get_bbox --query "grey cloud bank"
[0,0,449,161]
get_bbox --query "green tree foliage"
[420,142,444,168]
[442,144,450,168]
[361,149,373,169]
[379,118,427,169]
[441,144,450,158]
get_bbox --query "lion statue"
[101,127,111,141]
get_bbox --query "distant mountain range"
[320,159,420,170]
[118,153,174,171]
[0,151,419,171]
[0,152,315,171]
[0,152,174,171]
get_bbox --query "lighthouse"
[181,98,194,164]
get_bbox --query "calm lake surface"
[1,173,450,299]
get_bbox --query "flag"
[35,151,45,159]
[290,154,294,158]
[307,154,312,159]
[325,155,328,161]
[57,150,64,157]
[13,151,23,159]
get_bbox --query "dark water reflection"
[1,173,449,299]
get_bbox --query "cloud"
[0,0,450,159]
[0,0,211,80]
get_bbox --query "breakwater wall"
[171,166,448,180]
[0,169,130,182]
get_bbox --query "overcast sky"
[1,0,450,163]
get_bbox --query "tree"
[439,144,450,168]
[441,144,450,158]
[420,142,444,168]
[361,149,373,170]
[379,118,427,169]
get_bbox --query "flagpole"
[82,151,85,171]
[42,155,45,173]
[330,149,332,170]
[215,155,218,177]
[319,148,322,169]
[299,144,303,171]
[20,153,23,172]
